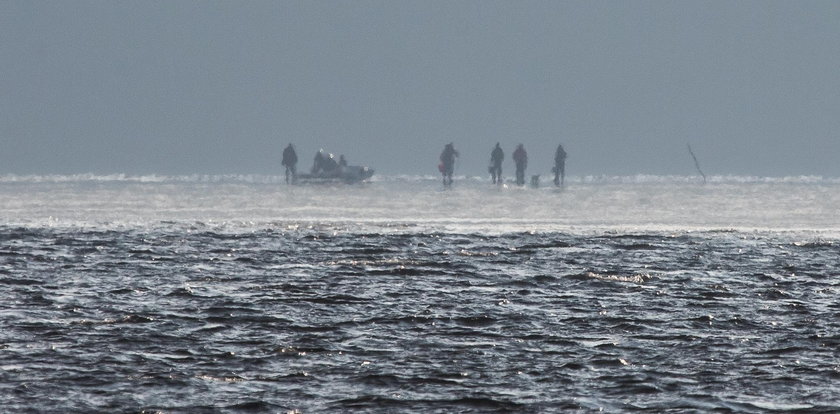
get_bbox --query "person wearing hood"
[553,144,567,187]
[311,149,325,175]
[439,143,459,188]
[489,143,504,184]
[513,144,528,186]
[281,143,298,184]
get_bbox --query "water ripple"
[1,227,838,412]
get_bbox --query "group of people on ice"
[440,142,567,188]
[282,144,370,184]
[283,141,567,187]
[281,144,346,184]
[283,144,349,183]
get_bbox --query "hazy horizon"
[3,1,839,177]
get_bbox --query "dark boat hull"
[295,166,374,184]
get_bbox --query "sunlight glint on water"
[1,175,839,412]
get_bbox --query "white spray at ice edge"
[1,174,839,235]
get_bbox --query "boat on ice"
[295,165,375,184]
[295,151,374,184]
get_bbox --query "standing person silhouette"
[513,144,528,186]
[311,149,325,175]
[489,143,504,184]
[553,144,567,187]
[281,143,298,184]
[439,143,459,188]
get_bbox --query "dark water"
[2,224,839,412]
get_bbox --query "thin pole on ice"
[687,143,707,184]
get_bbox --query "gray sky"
[2,1,839,176]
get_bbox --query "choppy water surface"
[1,176,839,412]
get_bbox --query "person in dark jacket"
[311,149,325,175]
[553,144,567,187]
[281,143,298,184]
[489,143,504,184]
[513,144,527,186]
[439,143,459,188]
[321,153,339,175]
